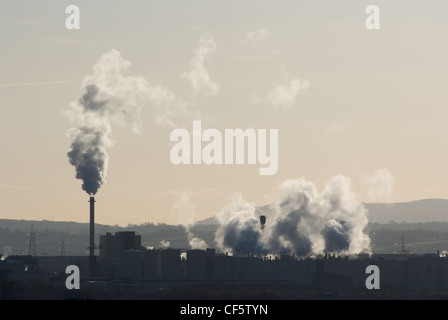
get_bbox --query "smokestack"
[65,50,149,197]
[89,195,96,276]
[259,215,266,230]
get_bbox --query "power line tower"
[28,224,37,256]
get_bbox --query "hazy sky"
[0,1,447,226]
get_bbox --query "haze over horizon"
[1,198,447,228]
[1,1,447,226]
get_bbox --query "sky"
[0,1,447,226]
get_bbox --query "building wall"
[19,240,448,294]
[38,256,89,276]
[408,256,448,292]
[160,249,181,280]
[211,255,232,279]
[118,250,142,278]
[186,250,207,279]
[142,249,159,279]
[99,231,141,261]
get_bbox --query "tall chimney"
[89,195,96,276]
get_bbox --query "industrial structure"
[89,195,96,277]
[99,231,142,260]
[259,215,266,230]
[2,228,448,299]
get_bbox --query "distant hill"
[195,199,448,225]
[194,216,219,225]
[0,219,123,234]
[365,199,448,223]
[1,199,448,256]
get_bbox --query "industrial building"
[93,236,448,294]
[2,230,448,299]
[99,231,142,260]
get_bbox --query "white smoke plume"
[171,190,208,250]
[245,28,270,46]
[160,240,171,249]
[252,62,309,109]
[182,34,219,96]
[148,85,190,129]
[215,193,266,256]
[265,75,310,109]
[244,29,309,109]
[188,236,208,251]
[65,49,192,195]
[363,168,397,202]
[65,49,149,195]
[1,246,12,260]
[214,176,371,257]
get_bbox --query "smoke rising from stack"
[215,193,268,256]
[363,168,397,202]
[1,246,12,261]
[215,176,371,257]
[65,49,148,195]
[160,240,171,249]
[171,190,208,250]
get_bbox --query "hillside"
[1,199,448,257]
[196,198,448,225]
[365,199,448,223]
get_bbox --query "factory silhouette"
[2,215,448,299]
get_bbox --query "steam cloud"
[215,176,371,257]
[363,168,396,201]
[265,63,310,109]
[160,240,171,249]
[245,28,270,46]
[182,34,219,96]
[171,190,208,250]
[1,246,12,260]
[265,78,309,109]
[65,50,149,195]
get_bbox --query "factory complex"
[2,230,448,299]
